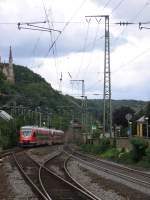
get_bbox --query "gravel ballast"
[67,158,150,200]
[0,157,37,200]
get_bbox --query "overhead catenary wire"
[47,0,87,54]
[111,0,126,15]
[42,0,60,88]
[112,46,150,73]
[75,19,91,79]
[81,21,101,80]
[27,0,87,95]
[111,0,150,49]
[78,0,126,100]
[102,0,113,10]
[110,0,150,80]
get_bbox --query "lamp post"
[145,117,149,138]
[129,121,132,137]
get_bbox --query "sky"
[0,0,150,100]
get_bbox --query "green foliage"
[113,106,135,127]
[80,144,93,153]
[130,138,148,162]
[101,148,119,159]
[0,70,6,82]
[87,99,146,124]
[80,138,111,155]
[117,151,133,164]
[0,119,19,149]
[80,137,150,169]
[145,148,150,163]
[145,102,150,119]
[99,138,111,152]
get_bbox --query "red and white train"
[19,126,64,146]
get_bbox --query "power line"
[81,22,101,80]
[79,19,103,81]
[75,19,91,79]
[47,0,87,54]
[112,46,150,73]
[111,0,126,14]
[103,0,113,10]
[42,0,59,88]
[111,0,150,49]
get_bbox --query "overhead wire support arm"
[17,21,61,33]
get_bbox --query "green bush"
[0,119,19,149]
[131,138,148,162]
[145,148,150,163]
[99,138,111,152]
[101,148,119,160]
[118,151,133,164]
[80,138,111,155]
[80,144,93,153]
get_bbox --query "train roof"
[20,126,64,133]
[21,126,37,129]
[50,129,64,133]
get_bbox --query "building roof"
[0,110,13,121]
[137,115,145,123]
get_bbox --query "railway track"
[12,150,100,200]
[0,147,23,159]
[63,146,150,191]
[44,152,101,200]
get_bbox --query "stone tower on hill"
[0,46,15,84]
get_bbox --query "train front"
[19,126,36,146]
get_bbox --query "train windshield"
[21,129,32,137]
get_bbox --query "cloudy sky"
[0,0,150,100]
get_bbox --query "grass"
[79,143,150,170]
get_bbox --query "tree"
[145,101,150,118]
[131,138,148,162]
[113,106,135,127]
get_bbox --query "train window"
[22,130,31,137]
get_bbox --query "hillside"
[0,64,148,121]
[0,64,80,113]
[88,99,147,113]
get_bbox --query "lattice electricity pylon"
[85,15,112,137]
[103,15,112,136]
[70,80,87,127]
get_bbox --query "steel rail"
[0,147,24,159]
[39,166,52,200]
[38,150,62,200]
[27,150,99,200]
[41,163,98,200]
[74,150,150,178]
[43,150,100,200]
[63,153,102,200]
[12,152,49,200]
[0,152,12,159]
[63,150,150,189]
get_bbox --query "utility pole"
[85,15,112,137]
[59,72,63,94]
